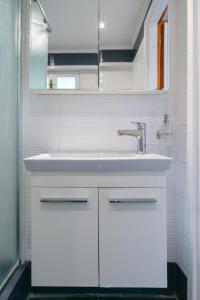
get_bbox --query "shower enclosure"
[0,0,20,290]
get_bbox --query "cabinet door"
[99,188,167,288]
[32,188,98,286]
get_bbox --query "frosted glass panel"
[29,1,48,89]
[0,0,19,288]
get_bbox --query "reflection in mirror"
[29,0,49,89]
[99,0,169,91]
[29,0,169,92]
[29,0,99,90]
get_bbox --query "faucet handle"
[131,121,146,129]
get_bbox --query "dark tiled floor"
[26,294,178,300]
[27,298,177,300]
[5,263,184,300]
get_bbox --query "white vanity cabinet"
[99,188,167,287]
[30,172,168,288]
[32,187,98,286]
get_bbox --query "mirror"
[29,0,169,92]
[29,0,99,90]
[99,0,169,91]
[99,0,151,91]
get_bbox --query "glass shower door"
[0,0,19,289]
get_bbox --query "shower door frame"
[187,0,200,299]
[0,0,22,291]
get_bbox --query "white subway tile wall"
[173,0,189,278]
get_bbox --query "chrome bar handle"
[40,198,88,203]
[109,198,157,204]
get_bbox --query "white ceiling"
[40,0,151,52]
[100,0,151,49]
[40,0,99,52]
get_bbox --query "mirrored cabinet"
[29,0,169,92]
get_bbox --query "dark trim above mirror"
[48,53,98,66]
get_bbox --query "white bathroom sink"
[24,152,172,172]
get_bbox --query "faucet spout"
[117,129,141,137]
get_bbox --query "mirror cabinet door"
[29,0,99,90]
[99,0,152,91]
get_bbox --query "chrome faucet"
[117,122,146,154]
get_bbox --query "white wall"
[79,71,98,90]
[173,0,189,285]
[99,65,133,90]
[162,0,190,297]
[99,40,146,91]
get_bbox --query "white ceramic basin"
[24,152,172,172]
